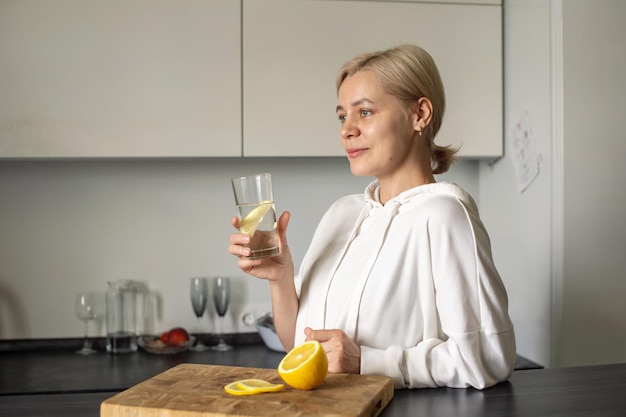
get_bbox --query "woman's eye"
[338,114,346,123]
[360,109,371,117]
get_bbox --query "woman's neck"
[377,173,435,205]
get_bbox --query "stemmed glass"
[190,277,209,351]
[75,292,97,355]
[211,276,233,351]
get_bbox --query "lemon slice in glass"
[239,200,273,236]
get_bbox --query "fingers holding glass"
[231,173,279,260]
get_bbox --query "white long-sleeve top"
[294,181,516,389]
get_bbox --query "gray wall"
[480,0,626,367]
[479,0,554,367]
[560,0,626,367]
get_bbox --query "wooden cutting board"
[101,363,393,417]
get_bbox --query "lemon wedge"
[224,379,284,396]
[278,340,328,390]
[239,200,273,236]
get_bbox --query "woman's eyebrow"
[336,98,374,113]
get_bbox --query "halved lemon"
[277,340,328,390]
[239,200,273,236]
[224,379,284,396]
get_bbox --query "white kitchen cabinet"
[243,0,503,157]
[0,0,241,158]
[0,0,501,159]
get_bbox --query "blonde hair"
[336,44,457,174]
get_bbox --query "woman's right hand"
[228,211,294,283]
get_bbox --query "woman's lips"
[346,147,367,159]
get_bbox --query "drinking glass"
[231,173,279,259]
[75,292,97,355]
[190,277,209,351]
[211,276,233,351]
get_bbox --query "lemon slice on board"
[237,379,284,393]
[224,381,253,396]
[224,379,284,396]
[239,200,273,236]
[278,340,328,390]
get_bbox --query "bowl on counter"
[138,335,196,355]
[256,313,285,352]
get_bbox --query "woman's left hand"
[304,327,361,374]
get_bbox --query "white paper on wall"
[511,110,541,193]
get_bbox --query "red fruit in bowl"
[160,332,169,343]
[165,327,190,346]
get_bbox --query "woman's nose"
[340,116,359,139]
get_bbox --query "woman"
[229,44,516,389]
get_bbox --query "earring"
[417,130,422,136]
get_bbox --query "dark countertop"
[2,363,625,417]
[0,333,543,396]
[0,343,284,395]
[18,337,624,417]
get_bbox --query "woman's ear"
[413,97,433,133]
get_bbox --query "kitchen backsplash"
[0,157,478,340]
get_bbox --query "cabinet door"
[243,0,502,158]
[0,0,241,158]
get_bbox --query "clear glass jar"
[105,280,143,353]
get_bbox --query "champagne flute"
[75,292,97,355]
[211,276,233,351]
[190,277,209,351]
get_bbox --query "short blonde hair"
[336,44,457,174]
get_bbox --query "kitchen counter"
[8,338,595,416]
[0,342,284,395]
[0,339,543,396]
[1,339,624,416]
[1,361,625,417]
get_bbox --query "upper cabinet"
[0,0,502,159]
[0,0,241,158]
[243,0,503,158]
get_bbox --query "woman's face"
[336,70,422,181]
